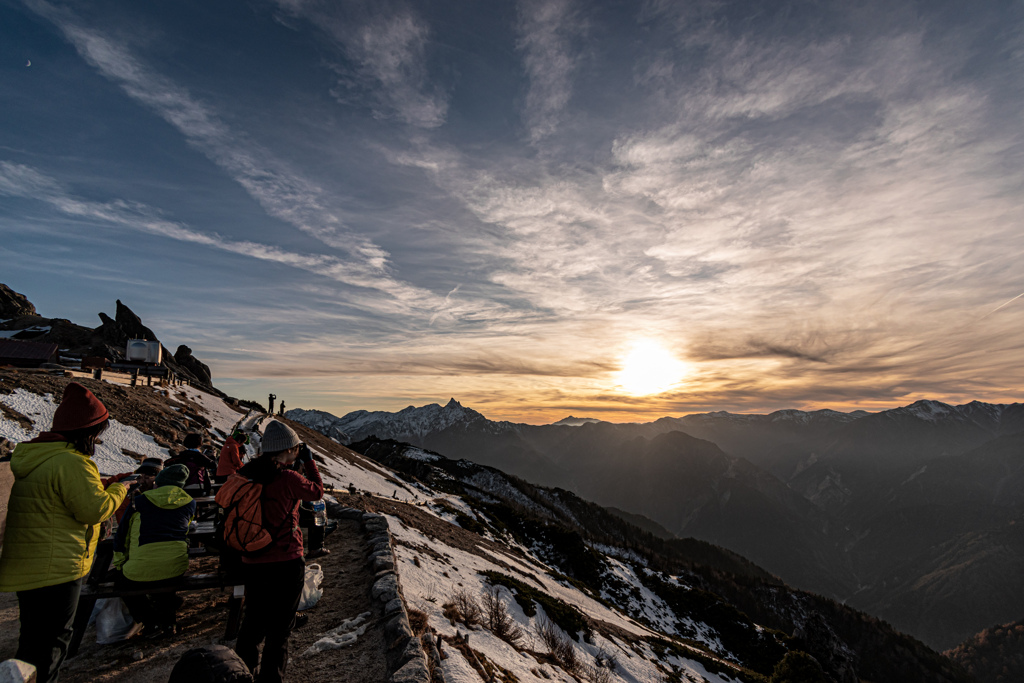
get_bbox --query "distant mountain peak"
[551,416,602,426]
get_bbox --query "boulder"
[0,284,36,318]
[174,345,213,386]
[0,658,36,683]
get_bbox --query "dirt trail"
[0,521,387,682]
[0,370,392,681]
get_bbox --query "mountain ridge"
[288,396,1024,650]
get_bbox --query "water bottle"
[313,499,327,527]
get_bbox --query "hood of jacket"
[10,440,84,479]
[142,485,194,510]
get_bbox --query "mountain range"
[0,371,987,682]
[287,397,1024,651]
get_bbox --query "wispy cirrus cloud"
[7,0,1024,421]
[274,0,448,128]
[516,0,584,142]
[381,1,1024,416]
[0,160,432,314]
[22,0,422,293]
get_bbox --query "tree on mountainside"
[770,651,831,683]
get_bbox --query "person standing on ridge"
[0,382,131,683]
[233,420,322,683]
[267,393,276,415]
[278,401,285,417]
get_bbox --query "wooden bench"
[69,573,245,657]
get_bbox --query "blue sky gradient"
[2,0,1023,422]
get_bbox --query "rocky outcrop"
[0,284,36,318]
[174,345,213,387]
[96,299,161,349]
[93,300,217,390]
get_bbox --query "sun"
[614,340,689,395]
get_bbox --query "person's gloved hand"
[297,444,313,464]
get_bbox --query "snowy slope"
[0,387,166,475]
[0,381,972,683]
[288,398,520,444]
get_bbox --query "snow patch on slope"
[0,387,167,474]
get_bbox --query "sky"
[2,0,1023,424]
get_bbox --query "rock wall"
[331,505,440,683]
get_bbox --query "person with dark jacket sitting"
[113,463,196,638]
[167,433,216,494]
[233,421,322,683]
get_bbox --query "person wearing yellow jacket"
[112,463,196,638]
[0,383,129,683]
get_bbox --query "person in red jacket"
[233,421,322,683]
[216,428,248,481]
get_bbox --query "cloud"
[516,0,584,142]
[0,161,431,313]
[9,0,1024,421]
[377,1,1024,417]
[273,1,448,128]
[22,0,430,300]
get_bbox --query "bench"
[69,573,245,657]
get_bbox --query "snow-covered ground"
[387,510,737,683]
[0,380,750,682]
[0,387,166,475]
[172,385,245,436]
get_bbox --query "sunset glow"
[615,341,690,396]
[2,1,1023,423]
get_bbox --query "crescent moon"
[26,60,31,67]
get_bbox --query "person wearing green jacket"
[113,464,196,638]
[0,382,130,683]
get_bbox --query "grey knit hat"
[261,420,301,454]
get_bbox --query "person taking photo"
[232,420,322,683]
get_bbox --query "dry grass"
[536,617,581,675]
[442,588,482,627]
[481,586,526,648]
[407,607,429,636]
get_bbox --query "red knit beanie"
[52,382,109,432]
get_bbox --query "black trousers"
[115,573,182,628]
[235,558,305,683]
[306,524,325,553]
[16,578,83,683]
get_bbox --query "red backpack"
[215,473,279,556]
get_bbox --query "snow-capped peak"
[289,399,493,444]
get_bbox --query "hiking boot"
[306,547,330,559]
[294,613,309,629]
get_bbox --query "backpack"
[215,473,280,556]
